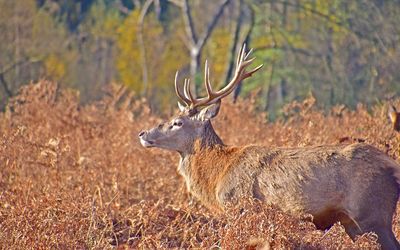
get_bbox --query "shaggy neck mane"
[179,120,225,164]
[178,120,242,210]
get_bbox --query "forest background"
[1,0,400,119]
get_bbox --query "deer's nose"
[138,131,146,137]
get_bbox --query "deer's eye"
[173,121,183,127]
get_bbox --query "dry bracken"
[1,80,400,249]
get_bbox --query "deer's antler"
[175,44,263,109]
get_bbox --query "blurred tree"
[36,0,95,31]
[169,0,232,96]
[0,0,69,107]
[71,0,122,101]
[0,0,399,117]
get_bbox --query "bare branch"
[181,0,198,46]
[0,57,42,77]
[233,1,254,101]
[224,0,243,89]
[139,0,154,24]
[132,0,141,9]
[171,0,232,96]
[0,74,12,97]
[196,0,231,51]
[137,0,154,96]
[0,57,43,97]
[154,0,161,19]
[115,0,130,15]
[254,45,323,57]
[271,0,373,43]
[167,0,183,8]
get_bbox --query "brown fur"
[140,103,400,250]
[181,142,400,249]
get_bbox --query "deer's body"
[139,45,400,249]
[181,140,399,229]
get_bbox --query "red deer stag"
[139,45,400,249]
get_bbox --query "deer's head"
[139,44,262,154]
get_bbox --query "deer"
[139,45,400,249]
[389,104,400,132]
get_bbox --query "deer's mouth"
[140,138,155,148]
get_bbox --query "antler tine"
[240,48,263,78]
[241,63,264,79]
[183,78,188,99]
[204,60,215,98]
[241,57,256,68]
[244,48,253,60]
[175,71,191,106]
[212,44,262,99]
[236,43,246,68]
[183,78,196,104]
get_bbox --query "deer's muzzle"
[138,130,155,148]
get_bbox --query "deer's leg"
[355,221,400,250]
[346,207,397,249]
[336,211,362,240]
[348,203,400,249]
[345,169,400,249]
[348,195,399,249]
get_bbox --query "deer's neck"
[179,121,224,172]
[178,121,228,209]
[199,121,224,149]
[178,121,224,157]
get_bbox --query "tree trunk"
[137,0,154,96]
[178,0,231,97]
[233,2,255,102]
[190,48,201,95]
[224,0,243,88]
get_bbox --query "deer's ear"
[177,102,186,112]
[198,100,221,120]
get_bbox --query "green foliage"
[83,0,121,39]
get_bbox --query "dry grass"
[1,81,400,249]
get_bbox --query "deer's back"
[216,143,399,215]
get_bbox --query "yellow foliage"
[116,10,166,96]
[253,35,277,49]
[204,28,231,85]
[154,35,188,107]
[44,54,66,80]
[300,0,347,34]
[116,10,142,93]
